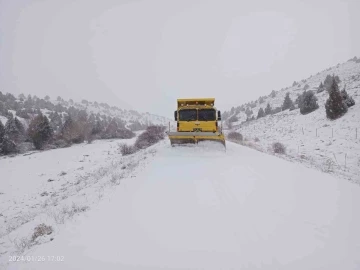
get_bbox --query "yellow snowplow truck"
[168,98,226,148]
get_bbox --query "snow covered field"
[0,131,154,266]
[2,140,360,270]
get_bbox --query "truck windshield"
[198,109,216,121]
[179,109,197,121]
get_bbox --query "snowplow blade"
[168,132,226,148]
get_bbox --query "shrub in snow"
[257,108,265,119]
[272,142,286,154]
[303,84,310,90]
[282,92,294,111]
[289,103,296,111]
[31,224,53,242]
[341,88,355,108]
[103,118,135,139]
[227,131,243,142]
[14,237,33,253]
[299,90,319,115]
[119,143,138,156]
[325,79,348,120]
[52,139,70,148]
[28,113,54,150]
[135,125,166,150]
[116,128,135,139]
[17,142,35,153]
[322,158,336,173]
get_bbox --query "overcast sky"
[1,0,359,118]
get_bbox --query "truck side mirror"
[174,111,177,121]
[217,111,221,120]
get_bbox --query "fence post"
[345,153,347,168]
[333,153,337,164]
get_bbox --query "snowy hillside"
[224,57,360,184]
[2,141,360,270]
[55,99,170,128]
[0,94,171,129]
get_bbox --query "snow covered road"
[7,141,360,270]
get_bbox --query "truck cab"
[168,98,225,147]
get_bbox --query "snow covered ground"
[2,140,360,270]
[0,131,153,265]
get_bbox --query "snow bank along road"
[6,141,360,270]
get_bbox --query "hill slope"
[0,94,170,129]
[223,57,360,184]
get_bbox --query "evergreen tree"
[0,135,17,154]
[324,74,341,92]
[257,108,265,119]
[92,120,103,136]
[341,88,355,108]
[0,120,4,145]
[245,107,253,117]
[264,103,272,115]
[0,120,5,154]
[317,82,325,93]
[299,90,319,115]
[61,116,82,143]
[28,114,53,149]
[0,101,7,116]
[4,117,26,143]
[325,79,348,119]
[282,92,294,110]
[104,118,119,139]
[50,112,63,133]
